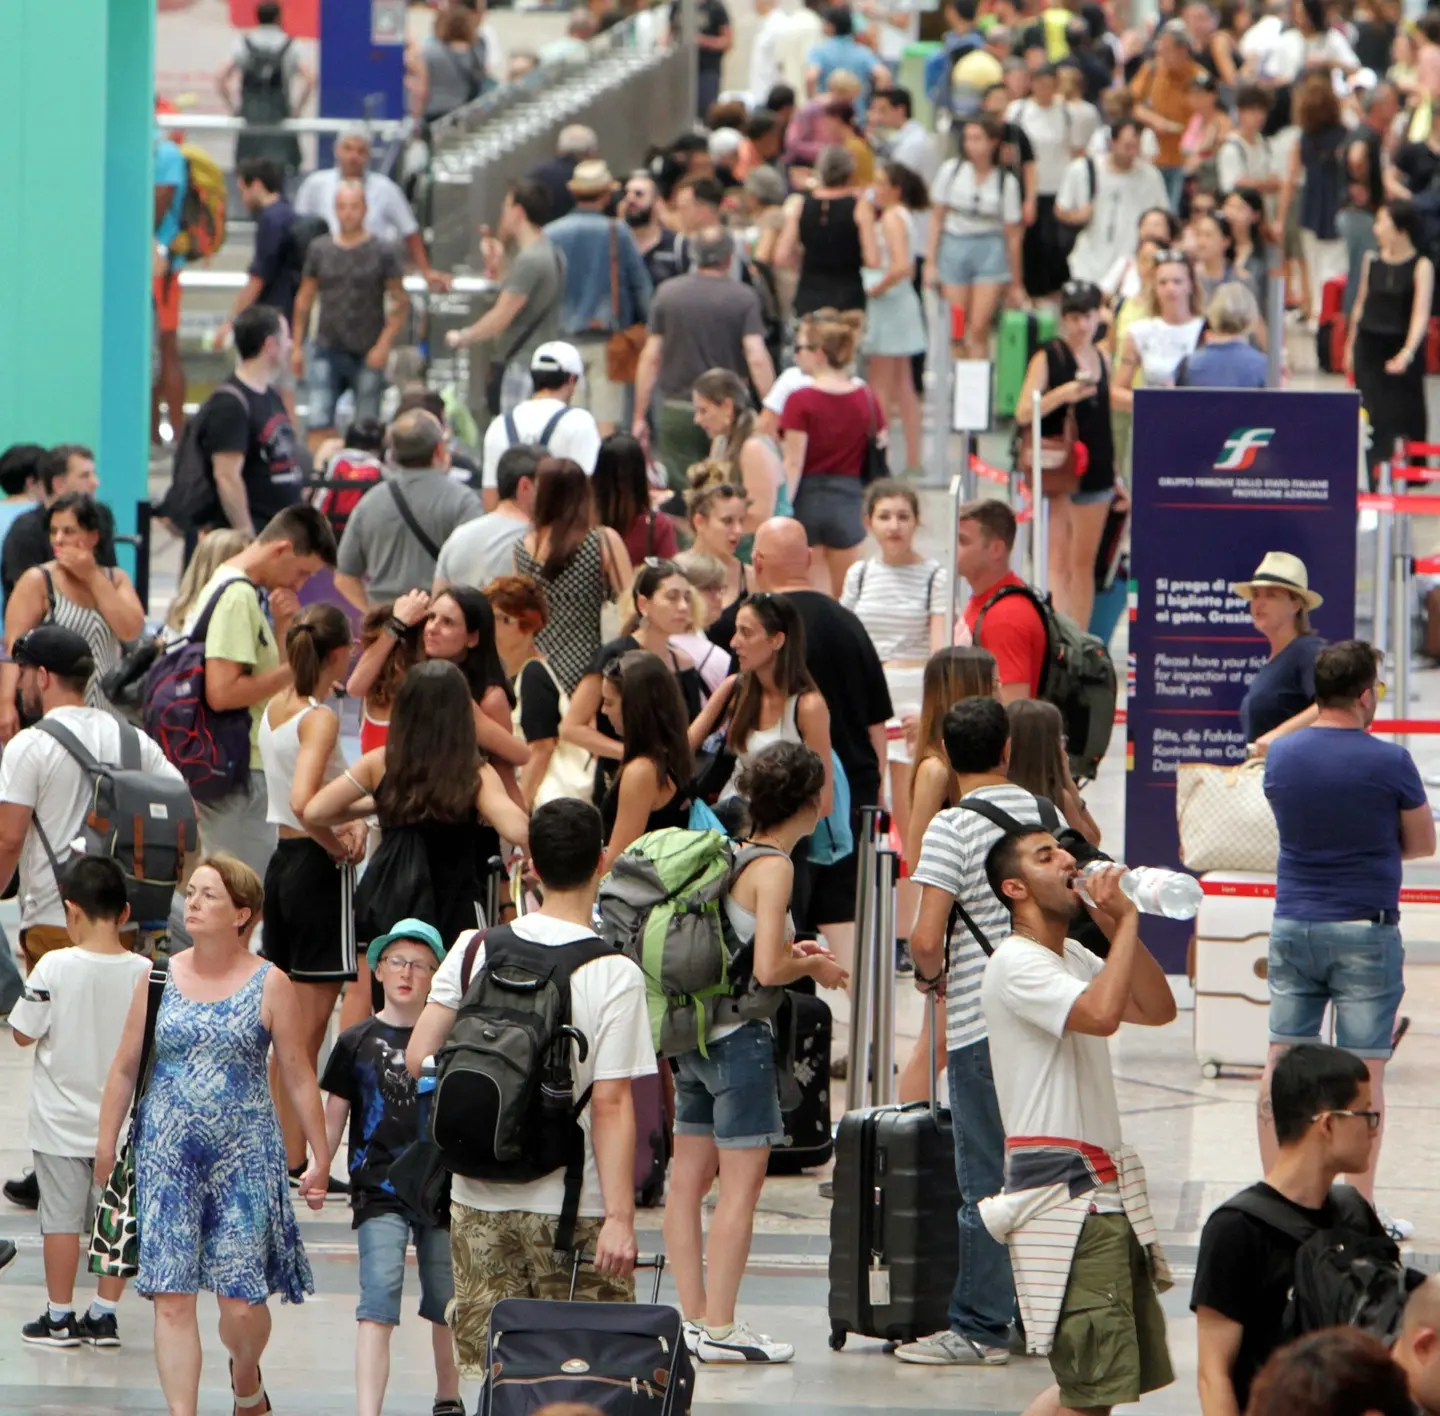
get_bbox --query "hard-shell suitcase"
[1192,870,1277,1077]
[766,989,834,1175]
[995,308,1058,419]
[826,1007,958,1348]
[484,1256,693,1416]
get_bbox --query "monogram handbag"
[605,221,648,384]
[88,962,168,1279]
[1175,758,1280,873]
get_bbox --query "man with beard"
[622,171,684,287]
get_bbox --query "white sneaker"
[1377,1206,1415,1243]
[682,1320,703,1355]
[695,1320,795,1364]
[894,1330,1010,1366]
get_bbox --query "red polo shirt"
[964,573,1047,696]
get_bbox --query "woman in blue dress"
[97,854,330,1416]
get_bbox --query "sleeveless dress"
[1355,252,1428,469]
[861,210,927,358]
[134,966,313,1303]
[795,194,866,315]
[514,530,611,694]
[40,567,122,713]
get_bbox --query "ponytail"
[286,604,352,697]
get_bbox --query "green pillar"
[0,0,155,556]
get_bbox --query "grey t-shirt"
[337,468,482,600]
[498,237,565,367]
[303,235,404,356]
[649,273,764,401]
[435,510,531,590]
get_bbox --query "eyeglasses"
[1313,1108,1383,1132]
[380,957,437,976]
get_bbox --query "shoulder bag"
[1175,758,1279,872]
[387,478,442,561]
[517,658,597,805]
[1013,342,1081,498]
[860,385,889,486]
[605,222,648,385]
[88,962,169,1279]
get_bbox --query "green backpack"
[596,828,785,1057]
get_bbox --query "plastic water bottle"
[1077,861,1204,921]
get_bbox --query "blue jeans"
[307,345,387,430]
[356,1211,454,1325]
[1159,165,1185,211]
[946,1039,1015,1347]
[0,923,22,1016]
[673,1020,785,1148]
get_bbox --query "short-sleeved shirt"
[1,504,118,601]
[9,946,152,1155]
[498,238,566,368]
[931,160,1023,238]
[480,398,600,489]
[250,197,300,321]
[154,138,187,251]
[695,0,731,73]
[840,557,946,662]
[1176,339,1269,390]
[912,785,1051,1052]
[181,566,277,767]
[649,274,765,402]
[980,932,1120,1148]
[0,706,180,929]
[1240,634,1322,742]
[965,573,1047,696]
[302,235,404,357]
[425,914,657,1216]
[320,1016,420,1229]
[780,384,883,481]
[1130,58,1197,167]
[292,169,420,246]
[807,35,884,115]
[435,510,531,591]
[1265,727,1426,921]
[195,374,305,530]
[1056,156,1171,286]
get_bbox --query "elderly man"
[293,126,448,288]
[527,124,599,223]
[290,180,408,449]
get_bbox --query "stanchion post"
[945,473,964,647]
[845,807,881,1114]
[1265,273,1286,389]
[1374,459,1393,666]
[1392,440,1412,747]
[871,837,896,1109]
[1031,389,1047,591]
[960,428,974,504]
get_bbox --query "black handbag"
[101,638,162,713]
[861,385,888,486]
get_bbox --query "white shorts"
[883,663,926,767]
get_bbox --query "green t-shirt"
[183,566,276,768]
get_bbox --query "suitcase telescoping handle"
[569,1252,667,1305]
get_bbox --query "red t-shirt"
[964,573,1047,696]
[621,509,679,565]
[779,384,884,479]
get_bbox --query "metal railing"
[156,113,408,138]
[174,270,497,296]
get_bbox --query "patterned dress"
[134,965,313,1303]
[513,530,611,694]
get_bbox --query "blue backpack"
[925,31,984,114]
[807,750,853,865]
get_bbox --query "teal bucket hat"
[366,917,447,973]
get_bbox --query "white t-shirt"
[480,398,600,490]
[911,786,1051,1053]
[10,947,152,1155]
[293,169,420,246]
[1127,316,1206,387]
[1057,156,1172,286]
[0,707,182,929]
[1006,98,1074,194]
[427,914,657,1217]
[1216,133,1274,196]
[980,933,1122,1152]
[1064,100,1103,157]
[1086,124,1160,163]
[932,161,1023,238]
[762,366,860,416]
[840,557,947,662]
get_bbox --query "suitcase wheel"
[1200,1059,1221,1080]
[828,1325,847,1351]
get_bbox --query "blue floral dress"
[134,964,314,1303]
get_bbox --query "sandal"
[230,1357,272,1416]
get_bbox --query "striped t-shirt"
[840,557,947,663]
[911,784,1050,1053]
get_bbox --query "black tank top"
[1038,339,1115,495]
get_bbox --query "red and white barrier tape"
[1201,879,1440,905]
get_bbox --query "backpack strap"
[388,479,442,561]
[1222,1185,1326,1245]
[458,929,486,993]
[971,582,1054,696]
[503,411,521,448]
[538,406,571,447]
[191,573,262,649]
[40,567,55,621]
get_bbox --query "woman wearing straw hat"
[1232,551,1324,753]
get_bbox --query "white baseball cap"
[530,341,584,378]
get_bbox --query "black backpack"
[282,214,332,277]
[157,384,248,533]
[429,925,613,1250]
[240,37,293,126]
[1221,1185,1417,1343]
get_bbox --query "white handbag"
[1175,758,1279,873]
[514,658,597,806]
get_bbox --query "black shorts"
[262,837,357,983]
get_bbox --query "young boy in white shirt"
[9,856,151,1348]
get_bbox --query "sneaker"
[77,1311,120,1348]
[817,1179,834,1200]
[432,1400,466,1416]
[1377,1206,1415,1243]
[4,1171,38,1210]
[695,1321,795,1363]
[896,940,914,976]
[682,1320,703,1355]
[22,1310,81,1348]
[0,1240,15,1274]
[894,1330,1009,1366]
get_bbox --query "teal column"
[0,0,155,561]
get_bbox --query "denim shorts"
[356,1211,454,1326]
[793,473,865,550]
[673,1019,785,1149]
[307,345,387,430]
[1071,485,1115,507]
[1267,918,1405,1058]
[936,231,1011,288]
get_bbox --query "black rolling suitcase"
[766,988,834,1175]
[483,1255,693,1416]
[826,1004,959,1349]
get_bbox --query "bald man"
[1397,1277,1440,1415]
[333,410,482,610]
[709,516,892,983]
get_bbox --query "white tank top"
[721,694,802,801]
[259,698,349,830]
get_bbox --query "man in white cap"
[545,159,652,435]
[478,342,600,509]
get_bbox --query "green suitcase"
[994,308,1058,419]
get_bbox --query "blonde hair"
[165,530,252,630]
[673,548,727,592]
[1206,281,1258,337]
[194,853,265,934]
[813,308,865,369]
[825,68,863,99]
[686,460,745,522]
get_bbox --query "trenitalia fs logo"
[1214,427,1277,471]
